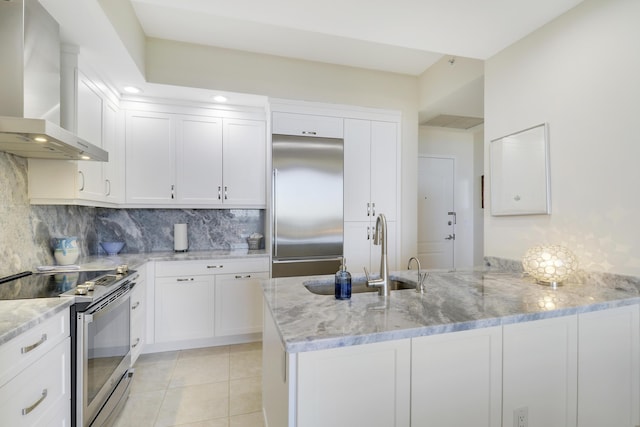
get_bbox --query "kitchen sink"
[304,279,415,295]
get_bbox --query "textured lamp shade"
[522,245,578,287]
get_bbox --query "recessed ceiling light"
[34,136,47,143]
[213,95,228,103]
[123,86,142,94]
[80,155,91,160]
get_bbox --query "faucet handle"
[363,267,371,282]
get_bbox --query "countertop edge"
[0,298,74,346]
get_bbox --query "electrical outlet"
[514,407,528,427]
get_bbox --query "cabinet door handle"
[302,130,317,135]
[235,274,251,279]
[132,338,141,348]
[372,202,376,216]
[105,179,111,196]
[21,334,47,354]
[367,226,371,240]
[224,186,228,200]
[207,265,223,269]
[367,202,370,216]
[171,184,175,199]
[78,171,85,191]
[176,277,194,282]
[217,185,222,200]
[131,301,140,310]
[22,389,48,415]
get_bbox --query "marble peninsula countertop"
[0,249,267,346]
[263,268,640,353]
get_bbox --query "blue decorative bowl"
[100,241,125,256]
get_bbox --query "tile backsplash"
[0,152,265,277]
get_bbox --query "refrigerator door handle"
[273,168,279,257]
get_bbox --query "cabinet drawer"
[0,309,70,387]
[272,112,343,138]
[0,337,70,427]
[155,258,269,277]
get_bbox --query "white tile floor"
[113,343,265,427]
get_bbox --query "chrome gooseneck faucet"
[408,256,428,293]
[365,213,390,297]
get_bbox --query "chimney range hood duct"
[0,0,107,161]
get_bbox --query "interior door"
[418,157,455,269]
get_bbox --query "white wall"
[145,38,420,263]
[419,126,482,268]
[484,0,640,275]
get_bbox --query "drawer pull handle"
[132,301,140,310]
[176,278,194,282]
[207,265,223,269]
[302,130,317,135]
[21,334,47,354]
[235,274,251,279]
[132,338,141,348]
[22,389,47,415]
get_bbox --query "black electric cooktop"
[0,270,111,300]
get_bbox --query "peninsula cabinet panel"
[296,339,410,427]
[125,111,175,204]
[502,315,578,427]
[411,326,502,427]
[577,305,640,427]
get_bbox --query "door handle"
[445,234,455,240]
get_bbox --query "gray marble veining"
[263,269,640,353]
[0,151,265,278]
[0,298,73,345]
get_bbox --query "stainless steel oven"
[71,267,138,427]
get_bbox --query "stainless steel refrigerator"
[272,134,343,277]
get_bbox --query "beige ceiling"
[41,0,584,113]
[130,0,584,76]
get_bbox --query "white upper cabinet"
[125,111,176,204]
[175,116,224,205]
[28,65,123,207]
[272,112,343,138]
[222,118,266,206]
[125,109,266,208]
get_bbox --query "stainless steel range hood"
[0,0,107,161]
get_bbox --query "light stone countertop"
[0,298,73,345]
[263,269,640,353]
[0,249,268,346]
[73,249,268,270]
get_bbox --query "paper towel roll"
[174,223,188,252]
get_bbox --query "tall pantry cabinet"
[343,118,399,273]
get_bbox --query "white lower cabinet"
[214,272,268,336]
[503,315,578,427]
[0,310,71,427]
[151,257,269,352]
[577,304,640,427]
[130,265,147,365]
[155,274,216,343]
[411,326,502,427]
[296,338,410,427]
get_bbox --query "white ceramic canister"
[53,236,80,265]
